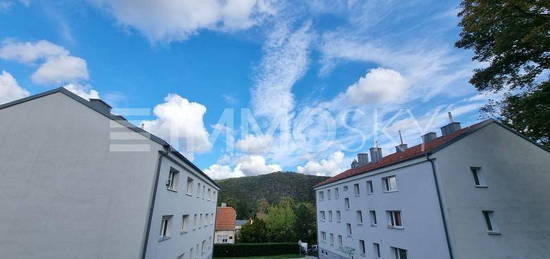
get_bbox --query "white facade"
[315,121,550,259]
[0,89,219,259]
[214,230,235,244]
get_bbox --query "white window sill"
[367,192,374,195]
[488,231,501,235]
[357,223,363,226]
[388,225,404,230]
[185,193,193,196]
[180,231,188,235]
[475,185,488,188]
[360,253,366,257]
[167,188,177,193]
[383,190,398,193]
[158,236,171,242]
[371,224,377,227]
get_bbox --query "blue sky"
[0,0,494,179]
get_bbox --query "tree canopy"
[456,0,550,147]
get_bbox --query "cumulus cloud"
[0,71,30,104]
[345,68,407,105]
[204,154,282,179]
[235,134,273,154]
[143,94,212,154]
[31,55,89,85]
[0,40,68,63]
[297,151,347,176]
[88,0,278,42]
[63,83,100,100]
[0,40,91,86]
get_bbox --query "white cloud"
[63,83,100,100]
[235,134,273,154]
[0,40,91,86]
[345,68,407,105]
[88,0,277,42]
[0,71,30,104]
[297,151,347,176]
[251,22,313,119]
[204,154,282,179]
[0,40,68,63]
[31,55,89,85]
[143,94,212,154]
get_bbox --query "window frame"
[482,210,500,234]
[359,240,366,256]
[159,215,173,241]
[166,168,179,191]
[354,183,360,197]
[373,243,381,258]
[181,214,190,233]
[392,247,407,259]
[356,210,363,225]
[367,180,374,194]
[471,167,488,187]
[382,175,398,192]
[344,198,350,210]
[387,210,403,229]
[370,210,377,226]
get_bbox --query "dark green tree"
[293,202,317,244]
[456,0,550,147]
[239,218,267,243]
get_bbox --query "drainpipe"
[426,153,454,259]
[140,146,170,259]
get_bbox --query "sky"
[0,0,497,179]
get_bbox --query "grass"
[215,254,304,259]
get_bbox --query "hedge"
[213,243,299,257]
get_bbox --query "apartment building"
[315,118,550,259]
[214,203,237,244]
[0,88,219,259]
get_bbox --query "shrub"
[213,243,298,257]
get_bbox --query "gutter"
[426,153,454,259]
[140,147,169,259]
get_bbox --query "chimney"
[351,159,359,169]
[89,99,112,114]
[422,132,437,143]
[221,202,227,207]
[440,112,461,136]
[357,153,369,166]
[395,130,408,152]
[369,144,383,163]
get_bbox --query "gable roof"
[215,207,237,231]
[315,119,495,188]
[0,87,220,189]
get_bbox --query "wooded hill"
[216,172,329,219]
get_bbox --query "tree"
[293,202,317,244]
[456,0,550,147]
[264,197,297,242]
[239,218,267,243]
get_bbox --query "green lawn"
[215,254,304,259]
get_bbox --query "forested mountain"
[216,172,329,219]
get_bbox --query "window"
[167,168,179,191]
[482,210,499,233]
[321,231,326,241]
[343,185,349,191]
[160,215,172,240]
[329,210,333,222]
[189,248,193,259]
[202,185,206,199]
[344,198,350,210]
[338,235,343,247]
[383,176,398,192]
[207,188,211,200]
[330,233,334,246]
[373,243,381,258]
[356,210,363,224]
[354,183,360,197]
[181,215,189,233]
[328,189,332,200]
[177,253,185,259]
[319,191,324,201]
[320,211,326,221]
[392,247,407,259]
[197,183,201,197]
[359,240,366,255]
[370,210,377,226]
[187,177,194,194]
[346,223,352,236]
[367,180,374,194]
[387,211,403,228]
[193,214,197,229]
[201,240,206,255]
[336,210,342,222]
[471,167,487,187]
[335,187,340,199]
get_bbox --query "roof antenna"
[448,112,454,123]
[398,130,404,145]
[375,140,379,148]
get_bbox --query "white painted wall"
[214,230,235,244]
[0,93,160,258]
[434,123,550,259]
[316,158,450,259]
[145,152,219,259]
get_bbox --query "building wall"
[316,158,450,259]
[214,230,235,244]
[145,152,219,259]
[434,123,550,259]
[0,93,160,259]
